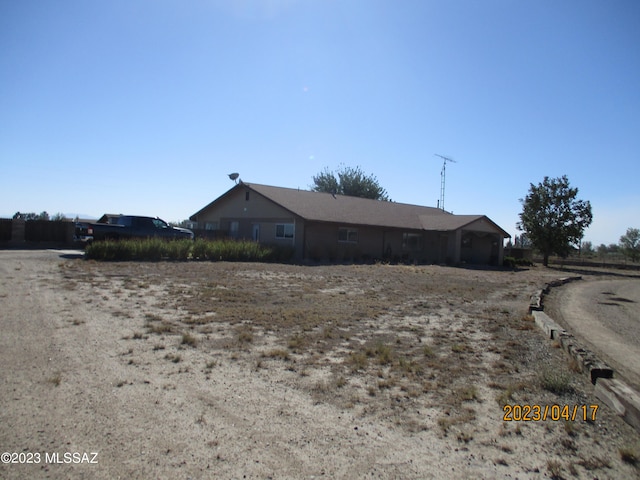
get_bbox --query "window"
[152,218,168,229]
[275,223,294,239]
[245,191,250,201]
[229,221,239,238]
[205,222,218,231]
[338,227,358,243]
[402,233,422,251]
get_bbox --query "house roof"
[191,183,510,237]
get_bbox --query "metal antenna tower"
[434,154,456,211]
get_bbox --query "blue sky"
[1,0,638,246]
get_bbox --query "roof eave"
[459,215,511,238]
[189,183,246,221]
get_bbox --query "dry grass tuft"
[165,353,182,363]
[539,367,572,395]
[546,459,563,479]
[181,332,198,347]
[262,349,290,361]
[48,373,62,387]
[619,446,639,465]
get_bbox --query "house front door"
[252,224,260,242]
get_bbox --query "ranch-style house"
[190,182,510,265]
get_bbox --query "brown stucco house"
[190,182,510,265]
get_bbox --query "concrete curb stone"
[594,379,640,432]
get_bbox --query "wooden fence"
[0,219,12,242]
[536,254,640,271]
[0,219,75,246]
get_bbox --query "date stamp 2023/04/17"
[503,404,599,422]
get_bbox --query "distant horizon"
[1,178,632,248]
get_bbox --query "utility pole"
[434,154,456,211]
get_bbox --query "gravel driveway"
[545,274,640,391]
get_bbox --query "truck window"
[152,218,168,229]
[117,217,133,227]
[128,217,149,229]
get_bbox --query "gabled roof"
[191,183,510,237]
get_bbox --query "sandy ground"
[1,250,640,480]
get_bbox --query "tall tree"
[311,165,389,201]
[619,227,640,262]
[517,175,592,266]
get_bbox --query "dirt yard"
[1,250,639,479]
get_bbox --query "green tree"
[619,228,640,262]
[517,175,592,266]
[311,165,389,201]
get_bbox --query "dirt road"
[545,275,640,391]
[1,250,639,479]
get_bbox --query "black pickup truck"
[74,214,194,244]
